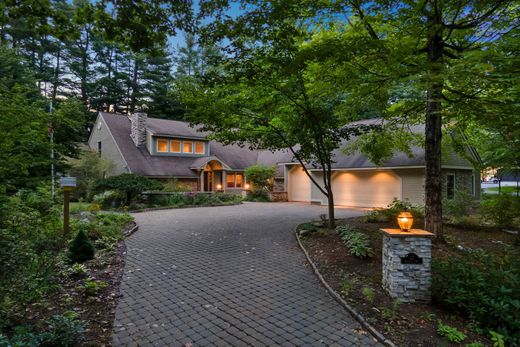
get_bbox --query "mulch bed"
[23,221,135,346]
[300,217,518,347]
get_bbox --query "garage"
[288,166,311,202]
[332,170,401,208]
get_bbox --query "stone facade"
[130,112,147,147]
[441,168,474,197]
[269,191,288,202]
[382,232,433,303]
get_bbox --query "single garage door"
[288,166,311,202]
[332,170,401,208]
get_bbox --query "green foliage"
[93,174,162,204]
[244,164,276,192]
[364,199,424,225]
[81,280,108,296]
[466,342,485,347]
[336,225,373,258]
[437,320,467,343]
[361,287,375,303]
[364,210,391,223]
[39,312,85,346]
[490,331,505,347]
[380,299,401,322]
[480,194,520,229]
[244,190,270,202]
[145,192,242,209]
[67,264,88,278]
[68,150,114,201]
[161,179,193,192]
[432,249,520,344]
[92,190,124,209]
[68,227,95,264]
[443,191,478,218]
[340,278,354,297]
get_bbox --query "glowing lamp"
[245,183,250,190]
[397,212,413,232]
[216,184,222,190]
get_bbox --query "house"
[88,112,481,208]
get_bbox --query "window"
[236,173,243,188]
[157,139,168,152]
[97,141,102,155]
[195,141,205,154]
[226,173,235,188]
[170,140,181,153]
[182,140,193,153]
[447,174,455,200]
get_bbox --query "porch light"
[216,184,222,190]
[245,183,250,190]
[397,212,413,232]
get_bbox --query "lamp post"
[59,177,77,237]
[397,211,414,232]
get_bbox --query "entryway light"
[216,184,222,190]
[397,212,413,232]
[245,183,250,190]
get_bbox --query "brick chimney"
[130,112,147,147]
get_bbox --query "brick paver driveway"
[113,202,382,346]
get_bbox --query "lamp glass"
[397,211,414,231]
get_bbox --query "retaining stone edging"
[295,229,397,347]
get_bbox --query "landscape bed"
[298,216,519,347]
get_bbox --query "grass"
[70,202,96,213]
[484,186,519,194]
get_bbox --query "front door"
[204,171,213,192]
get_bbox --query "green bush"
[68,149,114,201]
[436,320,466,343]
[244,190,270,202]
[364,209,391,223]
[432,248,520,344]
[92,190,124,209]
[443,191,478,218]
[92,173,162,204]
[336,225,373,258]
[244,164,276,192]
[39,312,85,346]
[161,178,193,192]
[68,226,95,264]
[364,199,424,224]
[480,194,520,229]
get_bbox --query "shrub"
[364,199,424,224]
[39,312,85,346]
[432,248,520,344]
[336,225,373,258]
[92,190,123,209]
[244,164,276,192]
[68,150,114,201]
[245,190,270,202]
[364,209,390,223]
[68,226,95,264]
[362,287,375,302]
[443,191,478,218]
[161,178,192,192]
[81,280,108,296]
[436,320,466,343]
[92,173,162,204]
[480,194,520,229]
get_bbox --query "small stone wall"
[442,169,474,197]
[382,231,433,303]
[269,191,288,202]
[273,178,285,192]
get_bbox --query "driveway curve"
[113,202,381,346]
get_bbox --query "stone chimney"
[130,112,147,147]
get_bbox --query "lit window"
[183,141,193,153]
[195,141,205,154]
[447,174,455,200]
[170,140,181,153]
[157,139,168,152]
[236,173,243,188]
[226,173,235,188]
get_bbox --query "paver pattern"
[113,202,382,346]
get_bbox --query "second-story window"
[171,140,181,153]
[195,141,205,154]
[157,139,168,153]
[183,140,193,153]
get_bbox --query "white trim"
[309,166,426,172]
[170,139,181,153]
[441,165,475,170]
[156,138,169,153]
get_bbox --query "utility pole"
[49,100,55,200]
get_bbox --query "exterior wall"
[396,168,425,206]
[310,171,327,205]
[88,115,128,176]
[273,178,285,192]
[441,168,475,199]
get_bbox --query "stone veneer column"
[130,112,147,147]
[381,228,435,303]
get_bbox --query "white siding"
[288,166,311,202]
[87,115,128,175]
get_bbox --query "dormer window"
[170,140,181,153]
[183,141,193,153]
[157,139,168,152]
[195,141,204,154]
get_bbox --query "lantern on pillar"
[397,212,414,232]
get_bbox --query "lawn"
[484,186,520,195]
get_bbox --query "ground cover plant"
[298,198,519,346]
[0,187,135,345]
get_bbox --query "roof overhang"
[189,156,232,171]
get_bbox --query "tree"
[92,173,162,204]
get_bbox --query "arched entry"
[203,160,223,192]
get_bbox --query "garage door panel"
[288,166,311,202]
[332,171,401,208]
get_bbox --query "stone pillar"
[130,112,147,147]
[381,228,434,303]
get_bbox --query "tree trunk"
[325,168,336,229]
[52,45,61,102]
[424,8,444,239]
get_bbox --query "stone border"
[295,230,396,347]
[125,202,243,214]
[124,223,139,237]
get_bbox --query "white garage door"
[288,166,311,202]
[332,171,401,208]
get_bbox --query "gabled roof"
[97,112,476,178]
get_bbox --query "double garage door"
[288,167,401,208]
